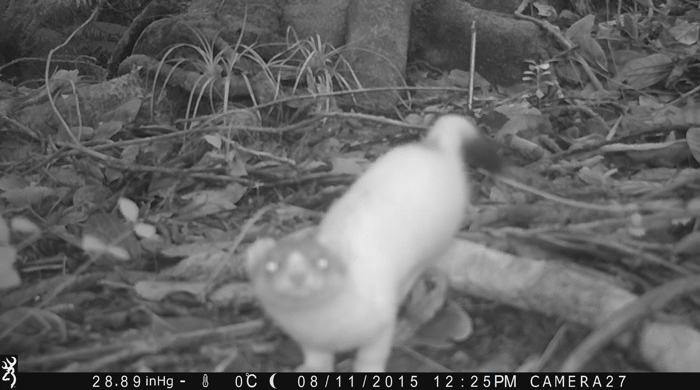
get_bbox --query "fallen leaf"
[330,156,366,175]
[135,280,208,301]
[0,246,20,289]
[1,186,55,207]
[674,231,700,256]
[409,301,474,349]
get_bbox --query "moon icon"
[269,373,277,389]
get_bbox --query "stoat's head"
[424,114,502,172]
[246,233,347,307]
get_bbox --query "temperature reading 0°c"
[232,374,257,388]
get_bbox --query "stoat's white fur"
[247,115,498,372]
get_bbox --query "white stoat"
[246,115,501,372]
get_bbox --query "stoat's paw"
[352,329,394,372]
[296,349,335,372]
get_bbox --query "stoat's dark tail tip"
[464,135,503,173]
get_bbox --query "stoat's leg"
[296,348,334,372]
[353,325,395,372]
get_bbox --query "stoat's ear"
[245,237,277,272]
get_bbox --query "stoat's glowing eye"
[316,258,329,269]
[265,261,279,273]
